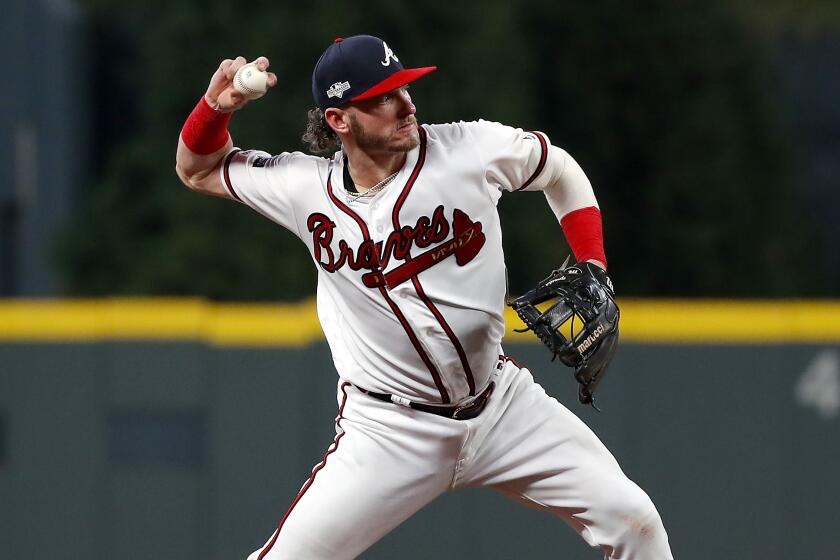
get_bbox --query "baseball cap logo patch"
[327,81,351,99]
[381,42,399,66]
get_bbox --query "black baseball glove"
[508,261,620,408]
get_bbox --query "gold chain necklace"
[345,171,399,202]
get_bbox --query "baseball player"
[175,35,673,559]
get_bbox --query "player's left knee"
[617,487,667,542]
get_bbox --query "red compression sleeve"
[180,97,233,154]
[560,206,607,267]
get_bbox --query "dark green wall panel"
[1,342,838,559]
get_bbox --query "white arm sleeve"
[460,121,599,218]
[541,145,599,221]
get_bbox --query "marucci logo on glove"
[576,324,604,354]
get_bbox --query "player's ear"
[324,108,350,135]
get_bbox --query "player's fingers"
[255,56,270,71]
[231,95,247,110]
[206,59,235,100]
[216,59,235,82]
[266,72,278,88]
[226,56,247,80]
[215,89,247,112]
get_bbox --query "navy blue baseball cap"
[312,35,437,111]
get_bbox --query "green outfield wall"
[1,300,839,559]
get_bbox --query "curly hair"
[302,108,341,155]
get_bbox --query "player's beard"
[349,114,420,153]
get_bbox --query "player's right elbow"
[175,162,204,193]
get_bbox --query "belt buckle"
[452,401,475,420]
[452,382,494,420]
[452,402,476,421]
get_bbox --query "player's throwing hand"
[204,56,278,113]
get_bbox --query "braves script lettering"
[306,206,485,288]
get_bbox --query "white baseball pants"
[247,359,673,559]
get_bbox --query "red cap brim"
[351,66,437,102]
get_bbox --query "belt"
[357,382,495,421]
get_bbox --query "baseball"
[233,62,268,100]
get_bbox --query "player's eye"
[379,86,410,105]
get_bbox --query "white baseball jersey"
[220,120,552,404]
[222,119,674,560]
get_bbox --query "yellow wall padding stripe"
[1,299,839,346]
[0,299,323,347]
[615,300,840,344]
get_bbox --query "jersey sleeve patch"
[252,155,281,168]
